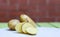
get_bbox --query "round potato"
[8,19,20,30]
[22,23,34,34]
[26,27,37,35]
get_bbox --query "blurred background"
[0,0,60,28]
[0,0,60,22]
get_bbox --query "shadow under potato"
[17,32,36,35]
[7,29,15,31]
[6,29,36,36]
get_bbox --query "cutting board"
[0,27,60,37]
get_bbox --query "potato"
[20,14,28,22]
[20,14,36,27]
[15,23,23,33]
[26,27,37,35]
[8,19,20,30]
[22,23,34,34]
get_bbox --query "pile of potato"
[8,14,37,35]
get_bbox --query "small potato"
[20,14,29,22]
[8,19,20,30]
[15,23,23,33]
[26,27,37,35]
[22,23,34,34]
[20,14,36,27]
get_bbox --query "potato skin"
[20,14,28,22]
[20,14,36,27]
[8,23,15,30]
[8,19,20,30]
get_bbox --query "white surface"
[0,27,60,37]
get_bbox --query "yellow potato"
[8,19,20,30]
[20,14,28,22]
[15,23,23,33]
[20,14,36,27]
[22,23,34,34]
[26,27,37,35]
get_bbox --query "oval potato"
[20,14,28,22]
[20,14,36,27]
